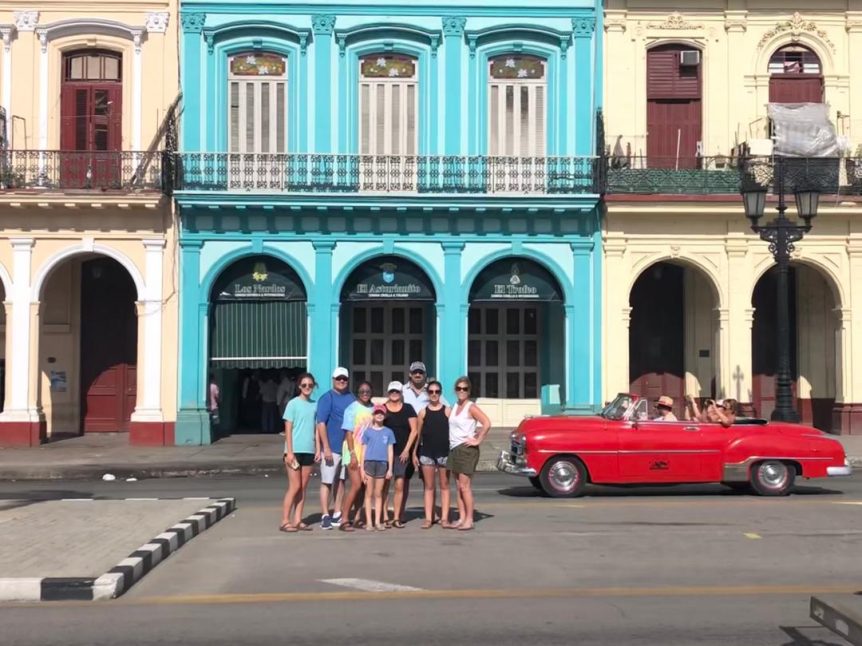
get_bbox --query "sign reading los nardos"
[214,257,306,301]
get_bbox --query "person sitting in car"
[685,395,737,428]
[653,395,678,421]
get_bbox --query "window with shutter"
[488,55,547,192]
[359,55,418,191]
[227,53,287,155]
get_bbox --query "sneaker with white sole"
[321,514,332,530]
[331,513,342,528]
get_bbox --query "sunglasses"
[334,376,348,382]
[427,389,441,395]
[455,386,470,392]
[299,383,314,389]
[358,389,372,395]
[411,370,425,375]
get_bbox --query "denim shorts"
[363,460,388,478]
[418,455,448,468]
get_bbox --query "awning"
[210,300,307,368]
[342,256,435,301]
[470,259,563,302]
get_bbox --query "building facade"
[175,0,604,443]
[603,2,862,433]
[0,2,179,446]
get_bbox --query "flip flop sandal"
[421,521,433,529]
[392,520,405,529]
[442,522,461,530]
[384,520,393,529]
[457,525,474,532]
[279,524,298,533]
[339,523,355,532]
[376,525,387,532]
[298,523,313,531]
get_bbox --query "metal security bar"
[176,153,602,195]
[0,150,164,191]
[607,155,862,196]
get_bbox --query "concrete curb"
[0,497,236,602]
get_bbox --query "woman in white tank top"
[446,376,492,531]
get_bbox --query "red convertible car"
[497,393,851,497]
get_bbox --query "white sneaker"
[331,513,342,528]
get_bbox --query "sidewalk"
[0,430,859,481]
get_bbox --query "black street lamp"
[741,155,820,423]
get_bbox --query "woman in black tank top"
[413,380,452,529]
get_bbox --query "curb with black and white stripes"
[0,497,236,602]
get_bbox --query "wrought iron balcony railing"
[607,155,862,196]
[175,153,602,195]
[0,150,166,192]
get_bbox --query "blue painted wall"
[175,0,603,445]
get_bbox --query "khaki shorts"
[447,444,480,475]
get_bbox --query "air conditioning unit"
[680,50,701,66]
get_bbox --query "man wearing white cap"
[402,360,448,412]
[315,367,356,529]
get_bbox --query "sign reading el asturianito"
[342,258,435,301]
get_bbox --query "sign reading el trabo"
[470,260,562,303]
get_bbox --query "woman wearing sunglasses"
[280,373,319,533]
[337,381,375,531]
[413,380,452,529]
[447,377,492,531]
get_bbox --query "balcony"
[607,155,862,196]
[0,150,166,193]
[175,153,602,196]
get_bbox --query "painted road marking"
[320,578,423,593]
[744,533,762,539]
[116,583,862,607]
[831,501,862,505]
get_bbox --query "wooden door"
[769,76,823,103]
[647,99,702,169]
[629,264,685,417]
[80,258,137,432]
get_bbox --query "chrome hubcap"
[758,462,789,489]
[549,461,578,493]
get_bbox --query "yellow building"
[603,3,862,433]
[0,2,178,445]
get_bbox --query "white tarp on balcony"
[767,103,844,157]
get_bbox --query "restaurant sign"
[214,256,306,301]
[343,259,435,301]
[470,260,562,302]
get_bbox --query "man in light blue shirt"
[402,361,448,412]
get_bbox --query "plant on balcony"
[845,145,862,191]
[0,167,25,189]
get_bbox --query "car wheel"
[528,476,543,491]
[749,460,795,496]
[540,456,587,498]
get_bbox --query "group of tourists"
[280,361,492,533]
[649,394,738,427]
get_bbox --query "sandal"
[384,520,393,529]
[421,520,433,529]
[339,522,355,533]
[376,525,387,532]
[298,523,313,531]
[279,523,298,533]
[442,521,461,530]
[392,520,405,529]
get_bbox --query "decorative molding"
[647,12,703,30]
[35,27,47,53]
[180,12,206,34]
[757,12,836,53]
[604,19,626,34]
[132,30,143,54]
[299,33,309,55]
[0,26,14,53]
[442,16,466,37]
[205,32,214,54]
[311,14,335,36]
[725,19,747,33]
[13,10,38,32]
[572,17,596,38]
[145,12,170,34]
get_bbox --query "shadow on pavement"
[0,490,95,512]
[495,483,845,499]
[779,625,850,646]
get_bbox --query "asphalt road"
[2,473,861,645]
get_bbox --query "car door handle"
[684,426,700,432]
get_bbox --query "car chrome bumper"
[496,450,537,477]
[827,461,853,477]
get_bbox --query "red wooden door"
[629,264,685,418]
[769,76,823,103]
[60,53,122,188]
[80,258,137,432]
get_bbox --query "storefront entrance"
[468,258,564,424]
[340,257,436,392]
[208,255,307,435]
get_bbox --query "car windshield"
[601,394,634,421]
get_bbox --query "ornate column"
[572,17,596,156]
[310,240,335,381]
[568,242,595,411]
[180,12,206,150]
[442,16,466,155]
[602,237,627,402]
[312,15,335,153]
[0,25,14,144]
[725,237,753,410]
[439,242,465,391]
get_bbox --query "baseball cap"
[409,361,426,373]
[372,404,387,415]
[332,367,349,379]
[387,380,403,393]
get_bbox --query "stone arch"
[200,246,314,304]
[0,260,12,296]
[749,254,844,309]
[31,243,145,302]
[461,248,574,307]
[332,247,442,304]
[756,33,835,77]
[628,253,724,310]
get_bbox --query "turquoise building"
[175,0,604,443]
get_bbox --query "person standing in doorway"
[383,381,418,528]
[208,373,221,430]
[413,380,451,529]
[338,381,375,532]
[280,372,319,532]
[447,376,492,531]
[315,367,356,529]
[260,371,280,433]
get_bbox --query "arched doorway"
[468,258,564,424]
[61,49,123,188]
[768,45,823,103]
[339,256,436,394]
[39,256,137,435]
[751,264,837,430]
[208,255,308,435]
[629,261,719,419]
[646,43,702,168]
